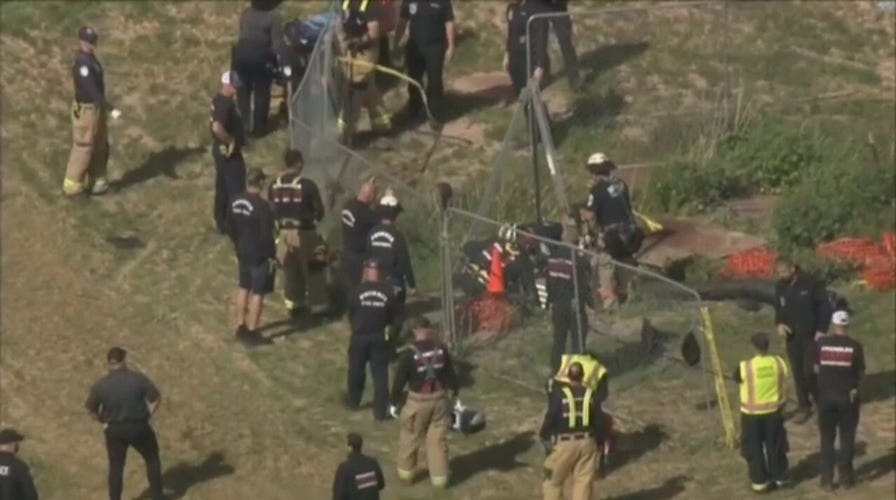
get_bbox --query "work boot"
[90,177,109,195]
[840,472,855,490]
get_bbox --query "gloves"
[849,388,859,403]
[110,108,122,120]
[389,405,400,419]
[776,324,792,337]
[539,437,553,455]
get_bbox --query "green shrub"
[640,158,745,214]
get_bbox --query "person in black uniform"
[210,70,247,234]
[546,224,591,372]
[537,0,580,88]
[814,310,865,491]
[332,433,385,500]
[232,0,283,137]
[539,361,601,499]
[85,347,164,500]
[64,26,117,197]
[269,149,326,316]
[341,179,379,292]
[774,258,831,423]
[274,20,314,114]
[394,0,455,124]
[366,190,418,325]
[228,168,277,345]
[346,259,401,420]
[0,429,39,500]
[504,0,550,98]
[583,153,642,309]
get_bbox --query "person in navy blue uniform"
[210,70,248,234]
[332,433,385,500]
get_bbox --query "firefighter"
[583,153,642,310]
[366,190,417,328]
[346,259,401,420]
[536,0,580,89]
[232,0,283,137]
[341,179,379,292]
[814,310,865,491]
[268,149,326,317]
[546,223,591,372]
[504,0,550,98]
[515,220,563,309]
[275,20,314,108]
[331,433,386,500]
[339,0,392,138]
[390,316,459,488]
[210,70,247,234]
[64,26,117,197]
[774,258,831,424]
[539,361,601,500]
[732,333,790,494]
[0,429,39,500]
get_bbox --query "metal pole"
[572,249,584,353]
[528,86,543,223]
[440,200,456,347]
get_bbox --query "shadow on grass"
[449,431,534,486]
[855,447,896,483]
[111,145,204,191]
[607,424,669,474]
[578,41,650,88]
[790,441,868,485]
[551,89,627,146]
[135,451,235,500]
[606,474,689,500]
[860,369,895,405]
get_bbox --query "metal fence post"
[439,188,456,348]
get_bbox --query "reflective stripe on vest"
[555,354,607,389]
[739,355,787,415]
[560,386,593,428]
[343,0,370,12]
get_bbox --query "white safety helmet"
[379,188,400,207]
[587,152,610,166]
[498,224,518,242]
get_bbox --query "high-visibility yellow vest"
[739,355,788,415]
[554,354,607,390]
[560,386,594,428]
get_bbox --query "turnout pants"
[64,102,109,195]
[277,227,327,310]
[340,46,390,135]
[105,421,163,500]
[818,398,860,486]
[405,42,446,120]
[785,335,818,410]
[549,16,580,86]
[232,40,274,137]
[397,391,451,487]
[740,411,789,491]
[212,150,246,233]
[542,436,598,500]
[347,333,391,419]
[550,302,588,373]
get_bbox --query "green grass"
[1,1,894,499]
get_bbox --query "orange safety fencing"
[455,295,519,346]
[718,232,896,290]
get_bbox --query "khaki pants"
[340,46,390,134]
[64,102,109,195]
[542,438,598,500]
[277,228,327,310]
[397,391,450,487]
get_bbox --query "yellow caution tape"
[633,210,664,233]
[337,56,437,125]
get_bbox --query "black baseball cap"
[247,168,267,186]
[107,347,127,363]
[410,316,433,331]
[78,26,99,45]
[751,332,770,351]
[0,428,25,445]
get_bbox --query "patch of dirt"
[441,117,486,144]
[639,217,767,269]
[449,70,511,101]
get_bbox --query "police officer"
[64,26,117,197]
[774,258,831,423]
[732,333,790,494]
[814,310,865,491]
[332,432,386,500]
[85,347,164,500]
[0,428,39,500]
[546,224,591,372]
[340,0,392,137]
[269,149,326,316]
[232,0,283,137]
[210,70,247,234]
[228,168,277,345]
[390,316,458,488]
[504,0,550,98]
[394,0,455,124]
[539,361,600,500]
[584,153,642,310]
[346,259,400,420]
[366,190,418,324]
[275,20,314,109]
[342,179,379,291]
[536,0,580,89]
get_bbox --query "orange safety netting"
[718,247,778,278]
[455,295,519,345]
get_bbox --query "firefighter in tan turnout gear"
[339,0,392,137]
[390,316,459,488]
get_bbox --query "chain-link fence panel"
[438,206,720,437]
